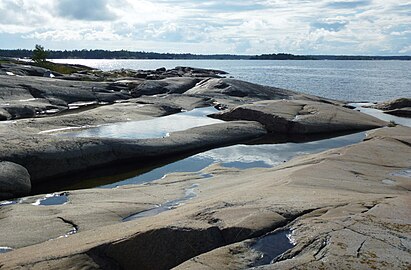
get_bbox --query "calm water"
[62,107,221,139]
[251,230,295,266]
[53,59,411,102]
[101,131,366,188]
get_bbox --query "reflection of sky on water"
[104,131,366,188]
[251,230,295,267]
[63,107,221,139]
[198,131,366,167]
[348,103,411,127]
[31,193,68,206]
[102,156,214,188]
[122,184,198,222]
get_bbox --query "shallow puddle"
[390,168,411,178]
[102,131,365,188]
[251,229,295,267]
[0,200,18,207]
[62,106,221,139]
[31,192,69,206]
[0,247,13,253]
[123,184,198,222]
[382,179,396,185]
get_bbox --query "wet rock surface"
[0,126,410,269]
[0,62,410,269]
[0,121,266,183]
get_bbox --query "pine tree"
[32,44,48,63]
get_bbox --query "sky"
[0,0,410,55]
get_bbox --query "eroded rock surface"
[0,63,409,270]
[211,100,387,134]
[0,121,266,183]
[184,78,337,108]
[131,77,201,97]
[0,126,410,269]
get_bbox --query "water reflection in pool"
[62,106,221,139]
[251,229,295,267]
[102,131,366,188]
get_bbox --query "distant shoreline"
[1,50,410,61]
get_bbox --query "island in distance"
[0,58,410,270]
[1,49,411,60]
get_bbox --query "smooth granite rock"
[184,78,339,106]
[0,121,266,183]
[0,161,31,200]
[0,62,409,270]
[131,77,201,97]
[211,100,387,134]
[0,63,52,77]
[371,98,411,118]
[372,98,411,110]
[0,126,409,269]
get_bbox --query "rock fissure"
[0,64,409,269]
[356,240,366,258]
[343,226,408,252]
[313,235,330,260]
[57,217,79,233]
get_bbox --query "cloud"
[311,21,348,32]
[155,0,268,12]
[0,0,53,29]
[0,0,410,55]
[55,0,117,21]
[325,1,371,9]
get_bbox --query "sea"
[52,59,411,102]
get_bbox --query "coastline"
[0,61,410,269]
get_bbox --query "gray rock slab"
[372,97,411,111]
[0,121,266,184]
[184,78,339,105]
[212,100,387,134]
[384,107,411,118]
[0,126,410,269]
[0,75,132,120]
[131,77,201,97]
[0,63,51,77]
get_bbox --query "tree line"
[0,48,409,60]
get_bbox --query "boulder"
[183,78,339,108]
[211,100,387,134]
[2,105,36,119]
[372,98,411,118]
[185,78,298,100]
[0,108,11,120]
[0,63,51,77]
[131,77,200,97]
[0,161,31,200]
[383,108,411,117]
[372,98,411,110]
[173,66,228,77]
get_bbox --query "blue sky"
[0,0,410,55]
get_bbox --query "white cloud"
[0,0,409,54]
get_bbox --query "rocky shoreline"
[0,61,410,269]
